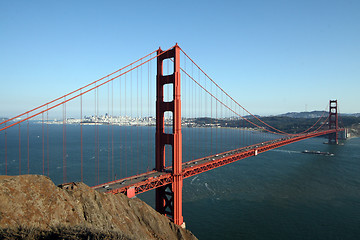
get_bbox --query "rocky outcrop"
[0,175,197,240]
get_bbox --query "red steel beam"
[106,173,173,195]
[95,128,343,196]
[183,128,343,179]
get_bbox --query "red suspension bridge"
[0,44,344,226]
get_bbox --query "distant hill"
[278,111,326,118]
[341,113,360,117]
[277,111,360,118]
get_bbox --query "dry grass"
[0,225,132,240]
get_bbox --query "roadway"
[93,128,343,196]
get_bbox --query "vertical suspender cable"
[136,65,139,173]
[243,109,245,146]
[191,62,194,160]
[63,99,65,181]
[210,74,213,155]
[27,114,29,174]
[18,124,21,175]
[147,58,150,171]
[124,73,127,178]
[140,61,143,173]
[220,85,222,150]
[63,97,67,183]
[183,55,186,162]
[42,112,45,175]
[184,57,186,161]
[111,80,114,180]
[80,90,83,182]
[216,86,218,154]
[5,123,7,175]
[118,71,122,180]
[239,105,241,147]
[198,67,200,159]
[94,85,97,184]
[204,74,207,150]
[191,61,193,158]
[108,80,110,182]
[241,107,243,147]
[130,65,133,176]
[47,105,49,177]
[97,84,99,184]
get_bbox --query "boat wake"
[270,149,301,154]
[190,176,198,184]
[204,182,216,195]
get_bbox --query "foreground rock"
[0,175,197,240]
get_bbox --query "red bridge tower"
[328,100,339,144]
[155,44,184,226]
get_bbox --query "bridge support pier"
[328,100,339,144]
[155,44,184,226]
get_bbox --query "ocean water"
[1,125,359,239]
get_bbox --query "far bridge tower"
[328,100,339,144]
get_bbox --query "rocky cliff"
[0,175,197,240]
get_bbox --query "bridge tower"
[155,44,184,226]
[328,100,339,144]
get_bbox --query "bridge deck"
[93,129,342,196]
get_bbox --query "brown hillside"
[0,175,197,240]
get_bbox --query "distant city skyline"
[1,0,359,117]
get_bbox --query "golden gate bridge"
[0,44,344,226]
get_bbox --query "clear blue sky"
[1,0,359,116]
